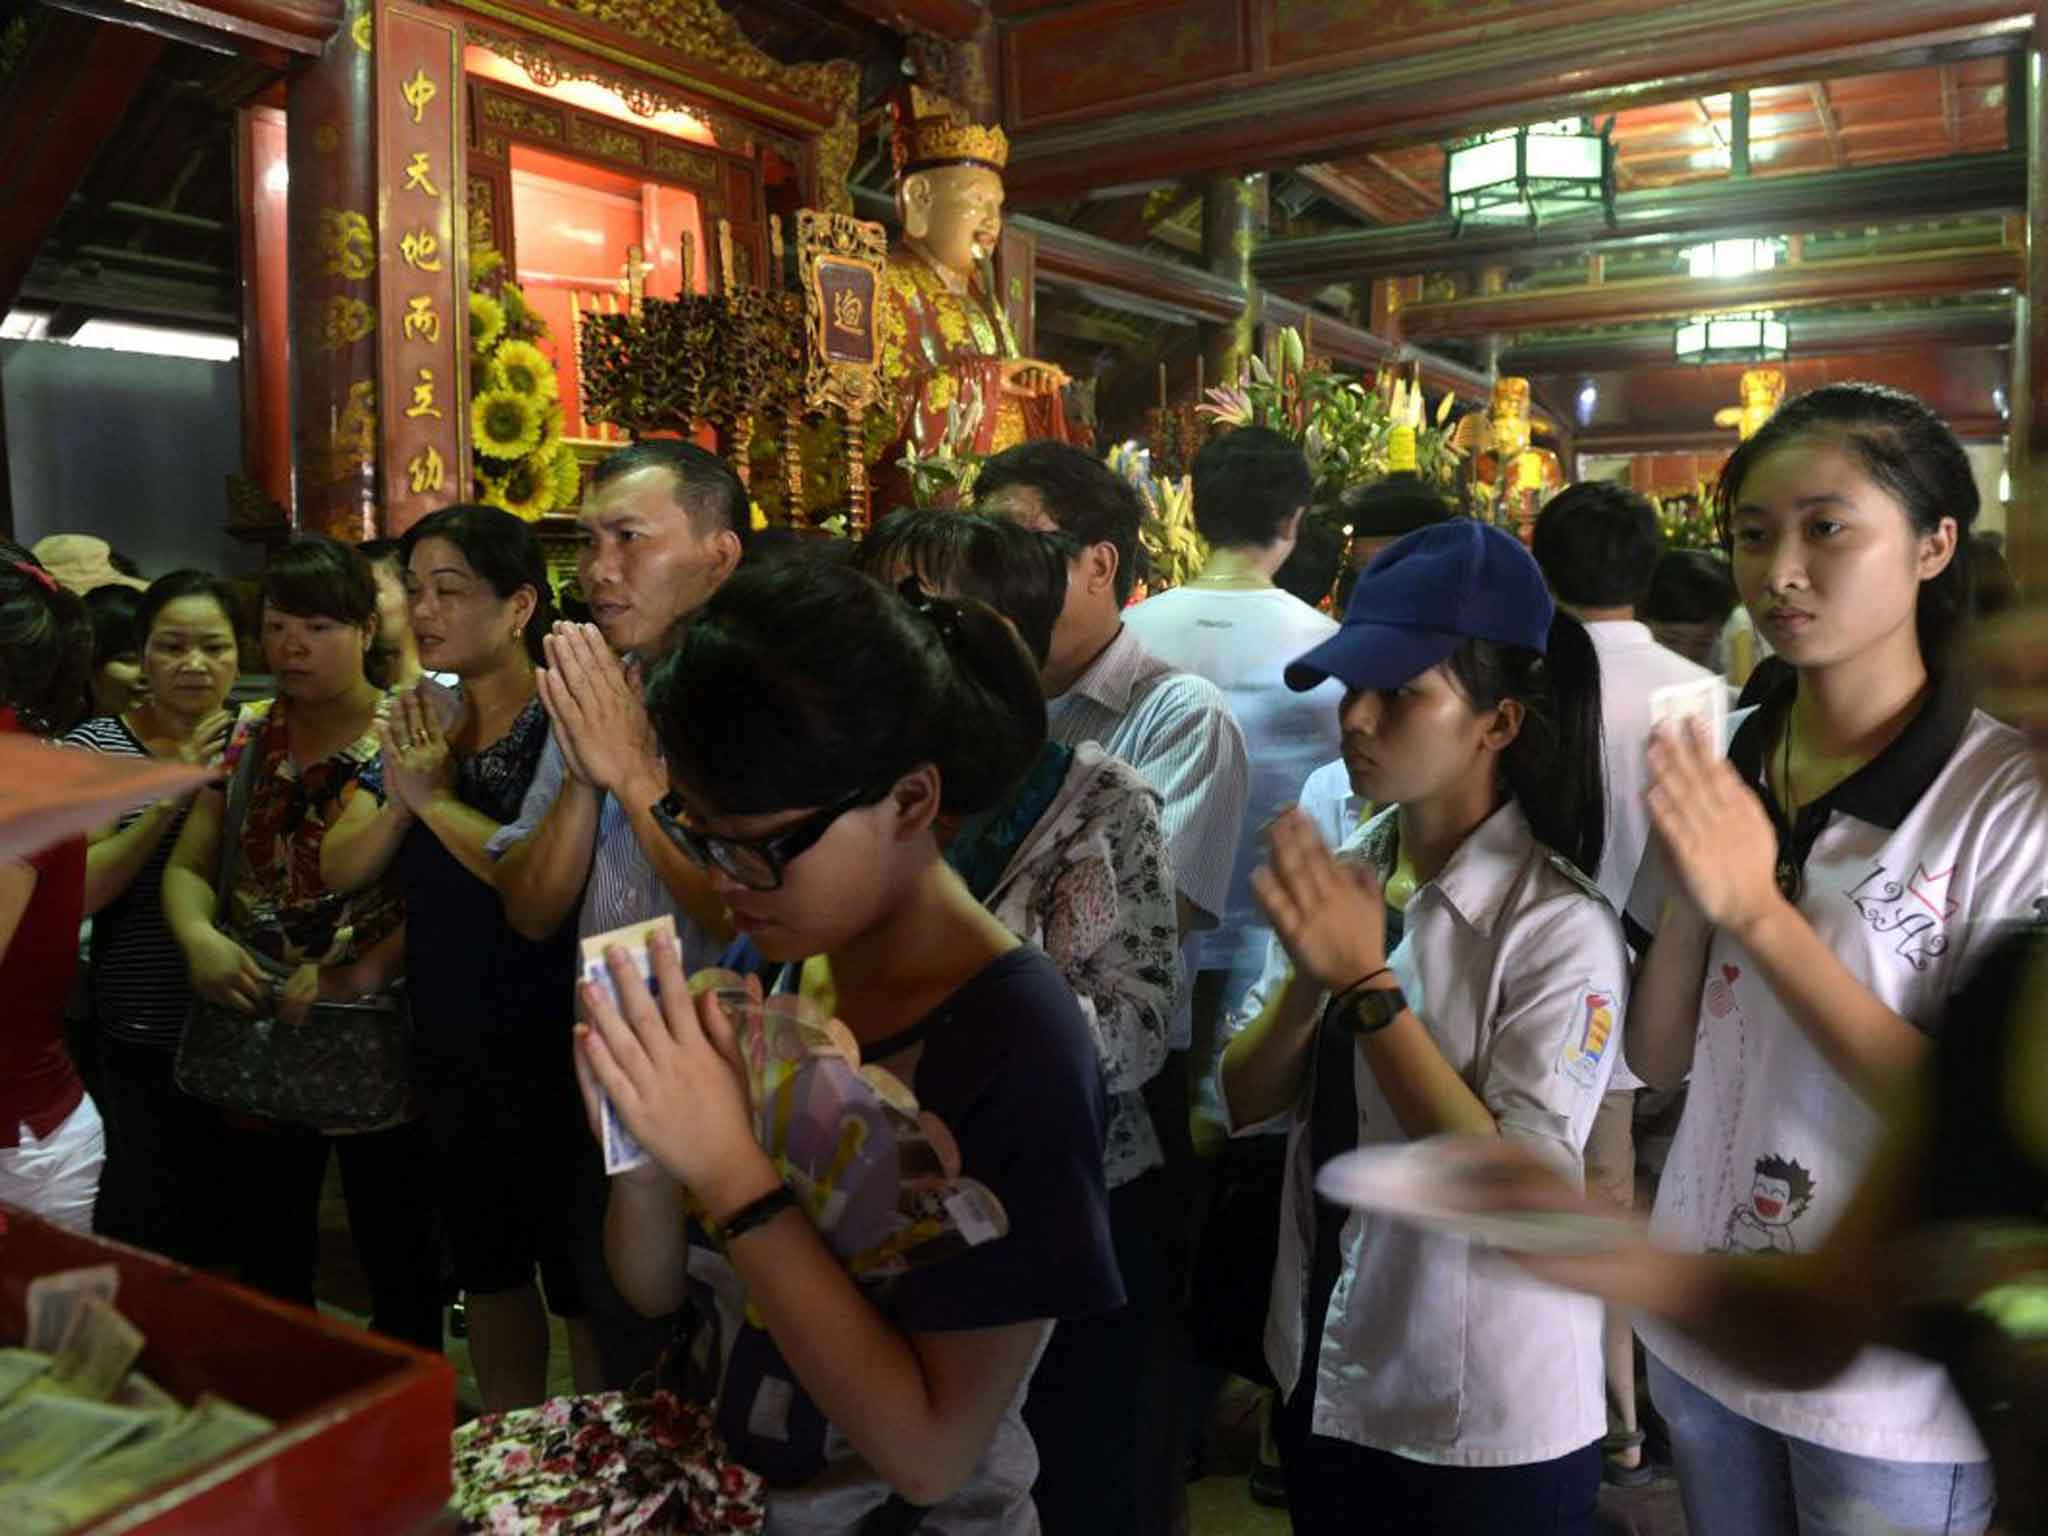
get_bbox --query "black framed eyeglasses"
[652,784,885,892]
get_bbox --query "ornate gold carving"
[469,0,857,207]
[650,141,717,187]
[322,296,375,350]
[327,380,378,486]
[797,209,885,414]
[319,209,377,280]
[468,23,755,154]
[530,0,853,113]
[895,94,1008,173]
[813,116,855,217]
[569,115,644,165]
[480,133,508,160]
[481,91,562,140]
[350,12,373,53]
[468,176,497,249]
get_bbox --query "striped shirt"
[61,715,193,1047]
[486,727,724,971]
[1046,624,1248,1050]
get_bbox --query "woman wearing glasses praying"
[582,559,1123,1533]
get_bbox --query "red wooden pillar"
[286,1,379,539]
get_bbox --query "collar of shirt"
[1730,661,1972,833]
[1355,799,1535,937]
[1582,619,1657,653]
[1053,624,1169,718]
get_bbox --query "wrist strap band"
[1328,967,1392,1010]
[718,1184,798,1245]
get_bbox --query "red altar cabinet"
[0,1206,457,1534]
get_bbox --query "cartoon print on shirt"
[1846,861,1955,971]
[1560,985,1618,1088]
[1719,1154,1816,1253]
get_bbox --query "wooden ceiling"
[1318,59,2012,225]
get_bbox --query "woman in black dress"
[323,504,596,1409]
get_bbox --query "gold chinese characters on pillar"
[375,1,468,535]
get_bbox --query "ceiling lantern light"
[1674,311,1789,365]
[1682,237,1785,280]
[1445,118,1614,232]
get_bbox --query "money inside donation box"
[0,1207,453,1533]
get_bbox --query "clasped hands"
[537,622,665,806]
[377,684,456,816]
[1250,806,1388,996]
[573,932,775,1218]
[1646,718,1788,939]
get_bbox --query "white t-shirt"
[1223,801,1627,1466]
[1626,671,2048,1464]
[1125,585,1343,973]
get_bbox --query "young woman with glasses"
[579,559,1125,1532]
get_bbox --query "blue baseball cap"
[1284,520,1555,693]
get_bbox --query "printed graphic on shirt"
[1561,986,1617,1088]
[1847,861,1956,971]
[1718,1153,1816,1253]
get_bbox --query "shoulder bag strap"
[211,711,265,919]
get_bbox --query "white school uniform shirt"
[1626,667,2048,1465]
[1296,756,1369,852]
[1123,585,1343,974]
[1222,800,1627,1466]
[1047,624,1249,1050]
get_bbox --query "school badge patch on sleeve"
[1561,986,1618,1088]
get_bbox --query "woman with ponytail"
[321,504,599,1408]
[1219,520,1623,1534]
[587,559,1123,1530]
[1612,383,2048,1535]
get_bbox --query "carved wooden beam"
[46,0,344,55]
[1001,0,2025,206]
[1398,245,2021,340]
[0,13,167,311]
[1253,151,2026,284]
[1501,299,2015,372]
[838,0,983,42]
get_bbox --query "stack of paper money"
[0,1266,274,1531]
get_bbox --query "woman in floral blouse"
[163,537,441,1352]
[858,509,1180,1535]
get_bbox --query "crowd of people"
[1,379,2044,1535]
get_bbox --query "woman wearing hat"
[1220,519,1624,1533]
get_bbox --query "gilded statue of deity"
[869,90,1072,505]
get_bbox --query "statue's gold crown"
[893,87,1008,174]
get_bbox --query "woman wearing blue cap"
[1219,518,1625,1533]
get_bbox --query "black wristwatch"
[1327,983,1408,1037]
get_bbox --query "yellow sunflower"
[472,388,542,462]
[470,292,505,356]
[536,402,565,457]
[548,444,582,507]
[494,340,558,401]
[496,453,559,521]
